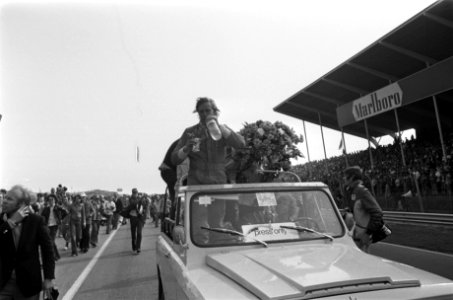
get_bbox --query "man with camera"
[343,166,388,252]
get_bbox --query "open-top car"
[156,182,453,299]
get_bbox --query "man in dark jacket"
[159,139,179,203]
[171,97,245,243]
[41,194,66,261]
[343,166,384,253]
[0,185,55,299]
[125,188,147,254]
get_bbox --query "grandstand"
[274,0,453,213]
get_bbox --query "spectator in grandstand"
[343,166,384,253]
[0,185,55,299]
[171,97,245,243]
[68,194,86,257]
[125,188,148,254]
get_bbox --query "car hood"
[206,243,421,300]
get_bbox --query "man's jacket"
[0,212,55,297]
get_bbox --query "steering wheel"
[293,217,320,231]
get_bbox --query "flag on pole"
[136,146,140,163]
[369,137,380,148]
[338,137,346,154]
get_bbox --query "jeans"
[70,219,82,255]
[80,223,91,251]
[130,216,145,251]
[91,220,100,245]
[105,215,113,234]
[48,225,60,260]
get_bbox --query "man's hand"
[205,114,218,124]
[9,205,31,224]
[184,139,197,153]
[43,279,54,290]
[218,124,231,138]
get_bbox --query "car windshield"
[190,189,344,247]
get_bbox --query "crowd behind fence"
[292,133,453,214]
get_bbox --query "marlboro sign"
[352,83,403,122]
[336,56,453,128]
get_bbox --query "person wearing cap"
[343,166,384,252]
[171,97,245,244]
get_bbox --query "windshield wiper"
[279,225,334,242]
[200,226,268,247]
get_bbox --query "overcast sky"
[0,0,433,194]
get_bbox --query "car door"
[157,194,187,300]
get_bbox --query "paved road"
[54,222,453,299]
[55,221,160,300]
[370,242,453,280]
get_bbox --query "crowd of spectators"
[292,132,453,212]
[0,184,164,260]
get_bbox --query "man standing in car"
[171,97,245,243]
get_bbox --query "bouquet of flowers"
[231,120,303,182]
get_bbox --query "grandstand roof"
[274,0,453,139]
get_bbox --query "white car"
[156,182,453,299]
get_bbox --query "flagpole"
[318,113,327,160]
[340,128,349,167]
[363,119,374,170]
[432,95,447,161]
[394,108,406,167]
[302,120,311,162]
[302,120,312,179]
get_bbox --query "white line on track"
[62,227,119,300]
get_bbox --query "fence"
[378,194,453,214]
